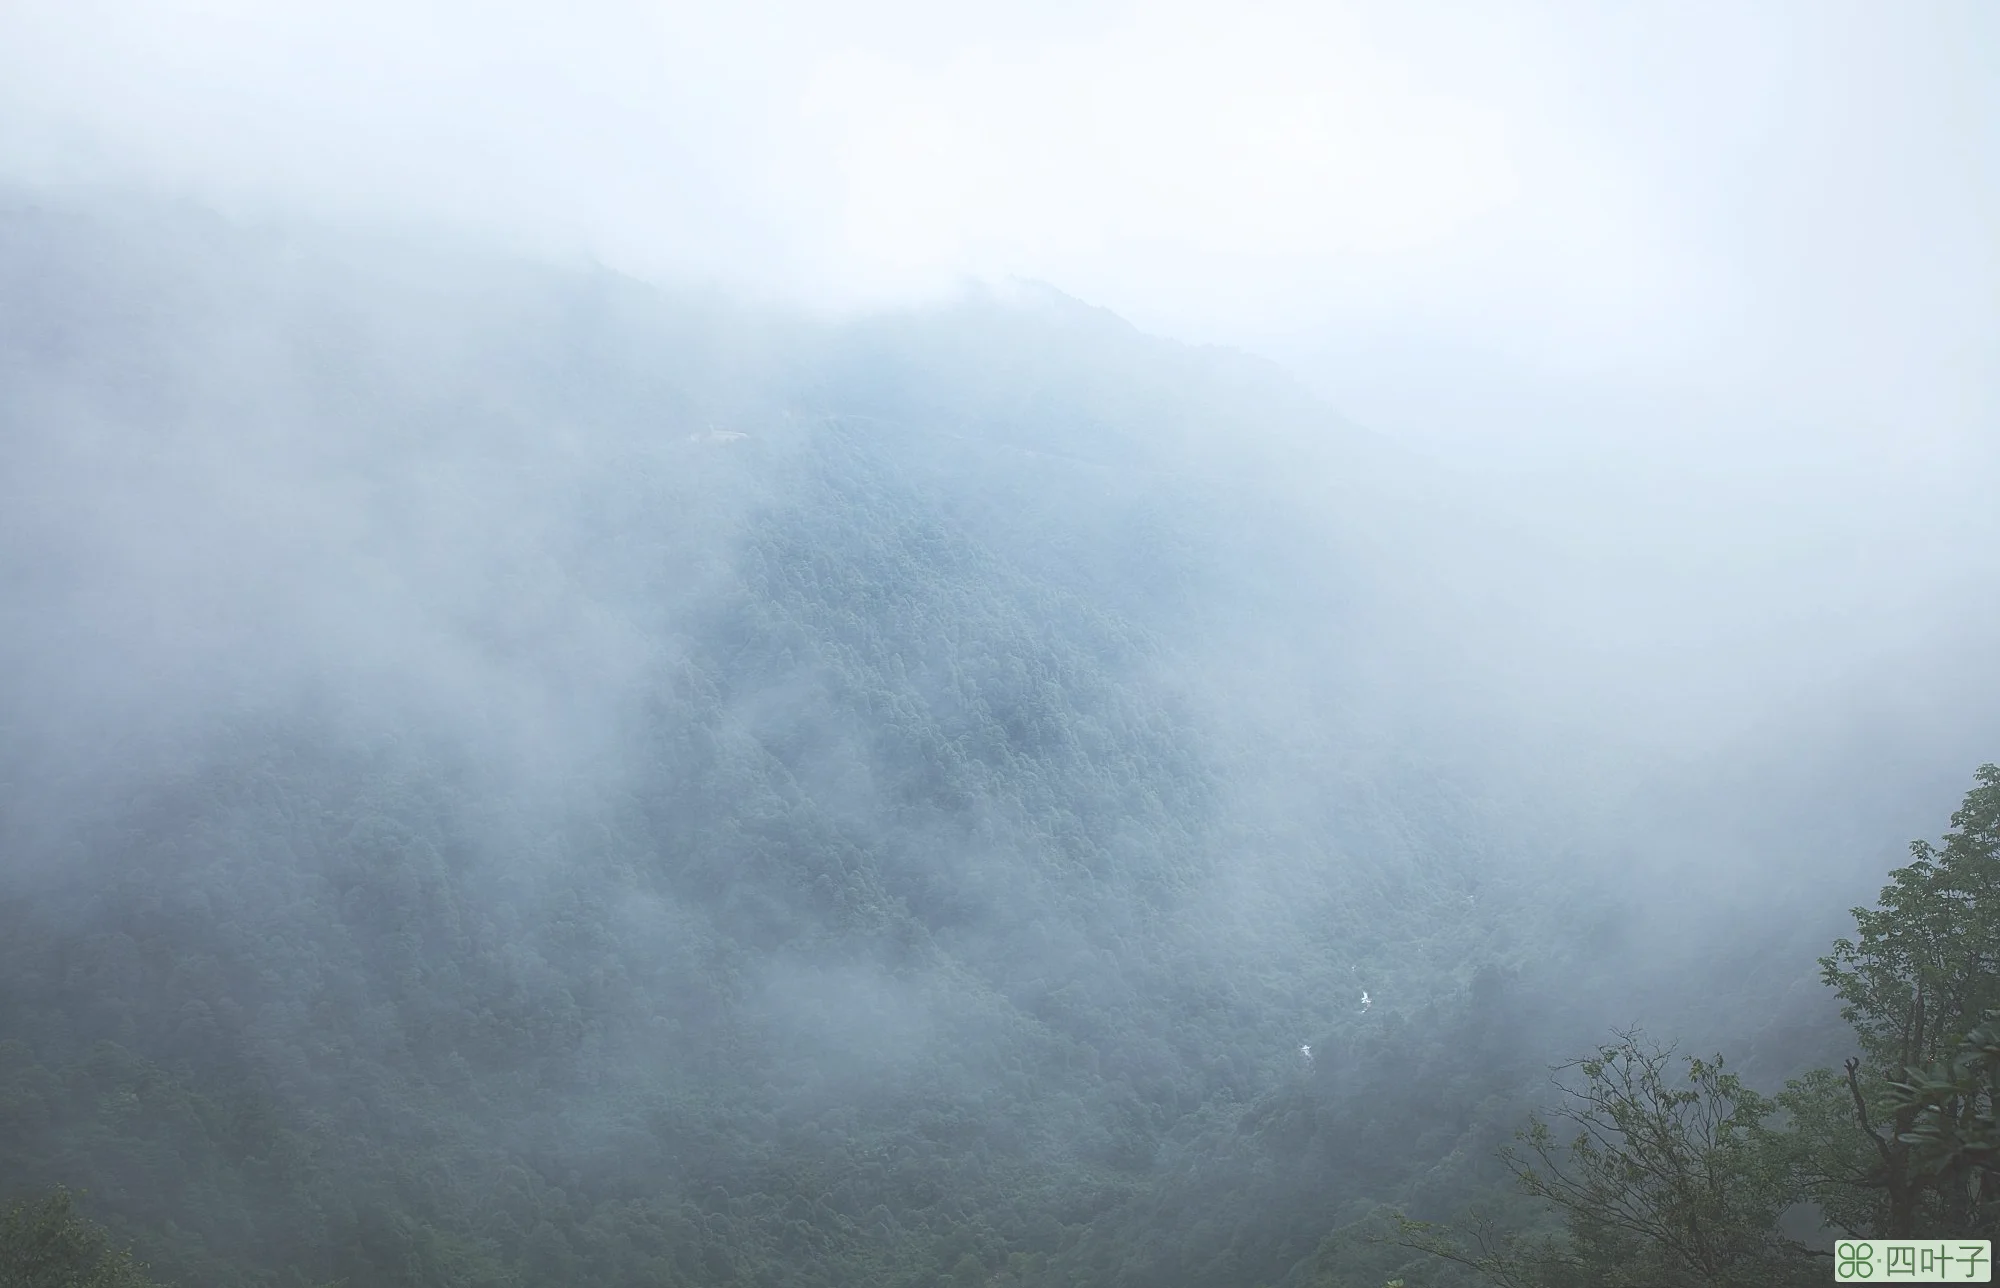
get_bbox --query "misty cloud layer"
[0,6,1993,1285]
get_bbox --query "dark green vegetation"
[1375,766,2000,1287]
[0,192,1992,1287]
[1,1187,168,1288]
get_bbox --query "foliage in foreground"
[1383,765,2000,1287]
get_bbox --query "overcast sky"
[2,1,1995,704]
[3,0,1992,448]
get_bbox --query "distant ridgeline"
[0,190,1840,1288]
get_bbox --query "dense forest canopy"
[0,190,1995,1287]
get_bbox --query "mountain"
[1,189,1983,1287]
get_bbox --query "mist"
[0,4,1995,1286]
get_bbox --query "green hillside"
[1,193,1992,1287]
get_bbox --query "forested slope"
[1,192,1966,1288]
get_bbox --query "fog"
[5,0,1992,762]
[8,3,1992,373]
[0,4,1995,1285]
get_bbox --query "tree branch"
[1847,1057,1895,1167]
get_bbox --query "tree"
[1366,765,2000,1288]
[1879,1009,2000,1219]
[1787,764,2000,1237]
[1390,1032,1820,1288]
[0,1187,163,1288]
[1509,1036,1817,1287]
